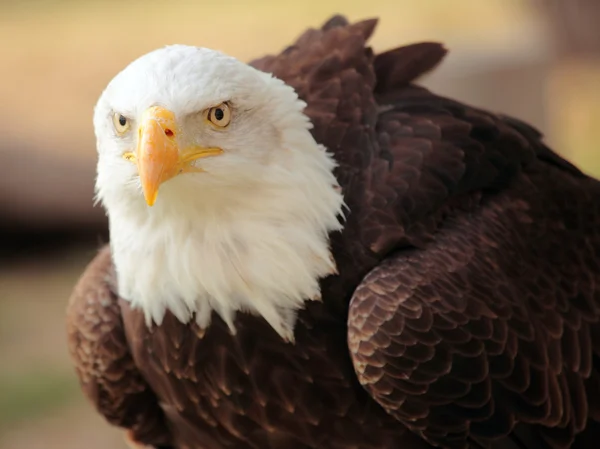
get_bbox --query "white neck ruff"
[107,129,344,341]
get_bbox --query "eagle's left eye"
[112,113,130,135]
[207,103,231,128]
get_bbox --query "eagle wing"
[318,18,600,449]
[347,165,600,448]
[66,246,172,447]
[253,14,600,449]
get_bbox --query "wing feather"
[66,246,172,447]
[348,165,600,448]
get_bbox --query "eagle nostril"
[164,128,174,138]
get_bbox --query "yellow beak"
[126,106,223,206]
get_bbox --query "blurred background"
[0,0,599,447]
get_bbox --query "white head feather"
[93,45,344,340]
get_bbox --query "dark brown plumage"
[66,15,600,449]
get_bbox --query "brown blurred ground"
[0,1,598,448]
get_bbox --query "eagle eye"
[112,113,130,135]
[207,103,231,128]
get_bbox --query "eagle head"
[93,45,344,340]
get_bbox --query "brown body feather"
[66,15,600,449]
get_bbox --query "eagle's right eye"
[112,113,130,135]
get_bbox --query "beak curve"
[132,106,223,206]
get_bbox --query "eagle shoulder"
[65,245,172,447]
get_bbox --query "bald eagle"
[66,15,600,449]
